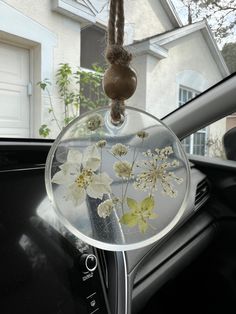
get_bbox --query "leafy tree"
[174,0,236,42]
[221,42,236,73]
[207,136,226,159]
[38,63,108,138]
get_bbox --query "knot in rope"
[106,44,132,66]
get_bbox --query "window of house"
[185,114,236,161]
[80,25,108,114]
[81,25,106,70]
[179,86,207,156]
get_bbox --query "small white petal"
[83,145,101,171]
[67,149,83,164]
[52,164,76,185]
[61,162,78,176]
[52,170,66,184]
[98,172,113,188]
[87,173,112,199]
[67,183,86,206]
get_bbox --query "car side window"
[182,114,236,161]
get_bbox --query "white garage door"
[0,42,30,138]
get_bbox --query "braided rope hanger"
[103,0,137,123]
[106,0,131,63]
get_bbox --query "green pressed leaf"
[141,196,155,212]
[138,220,148,233]
[127,198,139,211]
[120,213,138,227]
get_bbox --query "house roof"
[52,0,183,28]
[128,20,229,77]
[160,0,182,28]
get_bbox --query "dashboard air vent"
[195,179,210,210]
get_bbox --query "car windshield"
[0,0,235,139]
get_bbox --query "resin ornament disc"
[45,106,190,251]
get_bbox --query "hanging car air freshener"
[45,0,190,251]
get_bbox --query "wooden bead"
[103,64,137,100]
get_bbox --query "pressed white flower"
[52,146,112,206]
[86,114,104,131]
[113,161,132,179]
[96,140,107,148]
[97,199,114,218]
[66,171,113,206]
[134,146,183,197]
[111,143,128,156]
[137,131,149,139]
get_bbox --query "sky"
[171,0,236,48]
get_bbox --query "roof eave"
[201,21,230,77]
[128,41,168,59]
[146,20,229,77]
[160,0,183,28]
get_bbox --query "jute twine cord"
[106,0,132,122]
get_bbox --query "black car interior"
[1,133,236,314]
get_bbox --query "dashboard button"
[80,254,98,272]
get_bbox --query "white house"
[0,0,230,155]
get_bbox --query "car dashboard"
[0,140,214,314]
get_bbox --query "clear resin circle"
[45,106,190,251]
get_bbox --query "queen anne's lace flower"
[134,147,182,197]
[52,145,112,206]
[97,199,114,218]
[113,161,133,179]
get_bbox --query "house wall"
[125,0,175,41]
[126,55,148,111]
[2,0,81,137]
[144,31,223,119]
[4,0,81,66]
[129,30,226,156]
